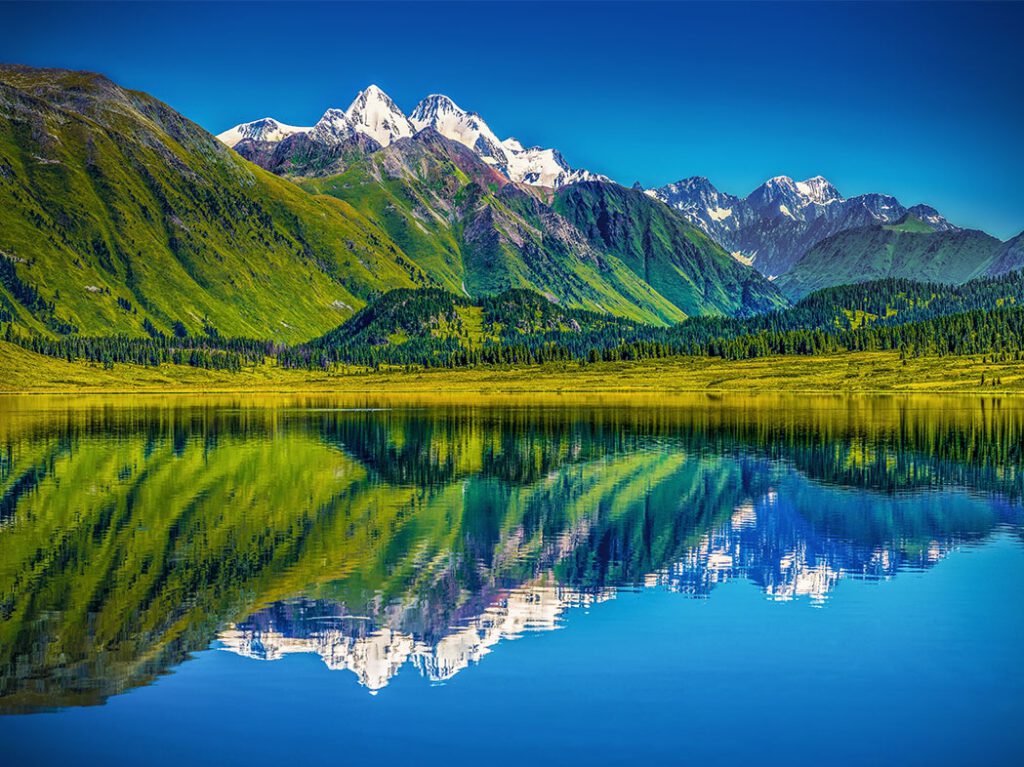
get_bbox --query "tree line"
[6,273,1024,373]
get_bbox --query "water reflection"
[0,394,1021,710]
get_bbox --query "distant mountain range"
[0,65,1020,344]
[648,174,960,280]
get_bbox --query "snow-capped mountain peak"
[747,175,842,219]
[344,85,415,147]
[409,94,464,124]
[649,174,960,276]
[409,93,508,168]
[216,117,310,147]
[794,175,842,205]
[308,108,357,145]
[407,96,603,188]
[218,86,605,188]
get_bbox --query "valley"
[0,64,1021,392]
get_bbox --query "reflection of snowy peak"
[219,473,983,692]
[219,586,612,691]
[649,483,959,603]
[218,87,602,188]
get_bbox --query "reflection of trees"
[0,395,1021,710]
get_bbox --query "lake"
[1,393,1022,766]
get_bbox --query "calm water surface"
[0,393,1022,766]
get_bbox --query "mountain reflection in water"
[0,394,1021,709]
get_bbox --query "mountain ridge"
[650,174,960,279]
[220,86,603,189]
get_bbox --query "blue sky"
[3,1,1022,238]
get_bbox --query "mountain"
[649,176,746,244]
[301,130,687,324]
[554,182,789,317]
[220,86,602,188]
[988,231,1024,277]
[408,93,606,188]
[220,85,415,150]
[0,65,427,341]
[344,84,415,146]
[776,215,1002,300]
[275,267,1024,370]
[650,175,959,278]
[409,94,508,169]
[232,110,381,178]
[282,285,648,368]
[0,66,789,343]
[216,117,310,146]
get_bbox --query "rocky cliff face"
[988,231,1024,276]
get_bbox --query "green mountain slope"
[777,215,1003,300]
[0,65,427,342]
[280,286,647,367]
[553,182,789,317]
[302,130,687,325]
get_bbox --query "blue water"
[1,395,1022,766]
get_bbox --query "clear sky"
[3,1,1022,238]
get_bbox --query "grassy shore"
[2,340,1023,394]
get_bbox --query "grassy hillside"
[302,130,687,325]
[0,65,427,342]
[778,215,1002,300]
[553,181,789,317]
[283,286,646,367]
[6,270,1024,380]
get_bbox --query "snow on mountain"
[344,84,415,147]
[217,87,603,188]
[794,175,842,206]
[504,143,604,188]
[745,175,839,220]
[409,94,509,168]
[907,204,958,232]
[308,108,357,145]
[408,94,603,187]
[216,117,310,147]
[648,177,743,236]
[651,174,961,276]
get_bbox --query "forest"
[5,270,1024,373]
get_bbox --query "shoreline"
[4,341,1024,396]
